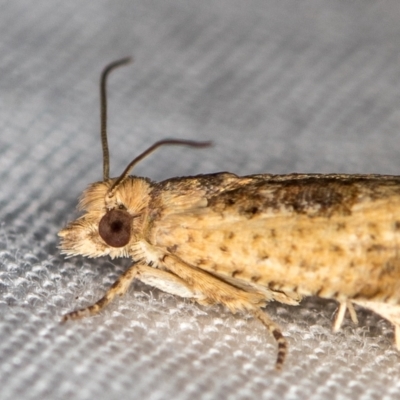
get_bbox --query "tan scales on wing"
[150,173,400,305]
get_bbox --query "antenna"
[99,58,211,197]
[108,139,212,197]
[100,57,132,180]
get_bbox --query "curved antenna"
[100,57,132,181]
[108,139,212,197]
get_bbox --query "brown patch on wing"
[205,175,400,218]
[232,269,243,278]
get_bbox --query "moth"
[59,58,400,369]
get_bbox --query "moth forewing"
[59,58,400,370]
[154,174,400,302]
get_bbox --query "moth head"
[58,57,210,259]
[59,177,151,258]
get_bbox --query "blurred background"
[1,1,400,399]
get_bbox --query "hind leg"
[251,308,287,370]
[333,301,359,332]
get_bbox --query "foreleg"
[62,263,198,321]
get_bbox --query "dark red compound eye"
[98,209,133,247]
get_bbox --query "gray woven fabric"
[1,1,400,399]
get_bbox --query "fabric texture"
[1,1,400,399]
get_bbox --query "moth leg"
[333,301,358,332]
[160,255,288,367]
[251,308,287,370]
[62,262,143,321]
[347,302,359,325]
[161,254,266,310]
[333,302,347,332]
[137,266,199,299]
[62,263,196,322]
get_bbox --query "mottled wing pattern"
[151,173,400,304]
